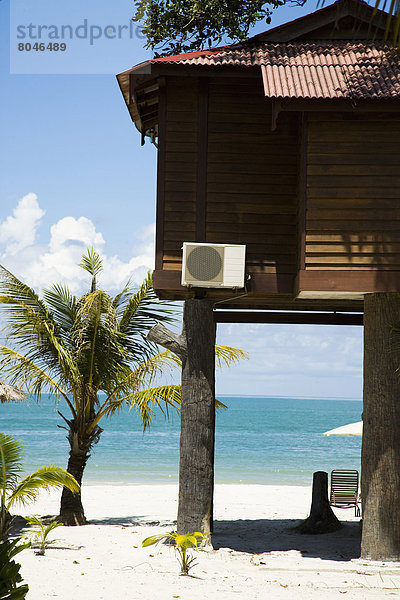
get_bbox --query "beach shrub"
[0,538,30,599]
[0,432,79,540]
[25,515,62,555]
[142,530,207,575]
[0,249,245,527]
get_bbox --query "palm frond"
[0,346,74,414]
[0,265,49,325]
[126,384,181,429]
[213,397,226,411]
[7,466,79,511]
[126,350,180,387]
[76,290,112,386]
[215,345,249,368]
[152,345,248,370]
[112,280,133,319]
[42,283,77,335]
[79,248,103,278]
[0,433,23,497]
[118,272,176,361]
[79,248,103,293]
[72,290,130,389]
[124,385,224,429]
[0,267,81,388]
[96,350,181,417]
[118,272,153,334]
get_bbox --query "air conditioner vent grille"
[181,242,246,289]
[186,246,223,281]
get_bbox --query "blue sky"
[0,0,363,398]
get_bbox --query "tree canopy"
[133,0,400,56]
[133,0,289,56]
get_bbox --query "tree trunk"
[295,471,342,534]
[147,299,217,538]
[177,300,215,533]
[59,439,90,526]
[361,292,400,560]
[177,299,216,537]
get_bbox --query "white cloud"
[0,193,45,255]
[216,323,363,399]
[0,194,154,293]
[100,224,155,290]
[49,216,105,253]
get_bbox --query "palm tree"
[372,0,400,45]
[0,432,79,539]
[0,250,245,526]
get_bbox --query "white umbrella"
[0,382,26,404]
[323,421,363,436]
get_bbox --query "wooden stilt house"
[117,0,400,560]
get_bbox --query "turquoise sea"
[0,395,362,487]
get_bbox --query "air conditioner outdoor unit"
[181,242,246,288]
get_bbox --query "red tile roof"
[151,41,400,99]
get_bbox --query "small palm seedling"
[26,515,63,555]
[0,537,30,599]
[142,530,207,575]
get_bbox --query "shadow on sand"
[86,515,361,562]
[212,518,361,561]
[87,516,176,527]
[10,514,361,561]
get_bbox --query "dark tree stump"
[147,298,216,539]
[362,293,400,560]
[295,471,342,534]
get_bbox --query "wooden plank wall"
[162,75,300,275]
[163,77,199,270]
[206,78,299,274]
[306,112,400,271]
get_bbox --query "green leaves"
[0,434,23,500]
[142,530,208,574]
[127,385,181,429]
[0,433,79,539]
[174,531,205,550]
[79,248,103,293]
[142,533,166,547]
[132,0,279,56]
[0,538,30,599]
[118,272,176,362]
[7,466,80,510]
[79,248,103,279]
[25,516,62,555]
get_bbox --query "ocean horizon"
[0,394,362,487]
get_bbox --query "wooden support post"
[295,471,342,534]
[147,299,216,537]
[362,293,400,560]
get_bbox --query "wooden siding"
[305,113,400,271]
[163,77,198,269]
[162,76,300,275]
[206,78,299,274]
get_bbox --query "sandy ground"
[10,484,400,599]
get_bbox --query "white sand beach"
[13,484,400,599]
